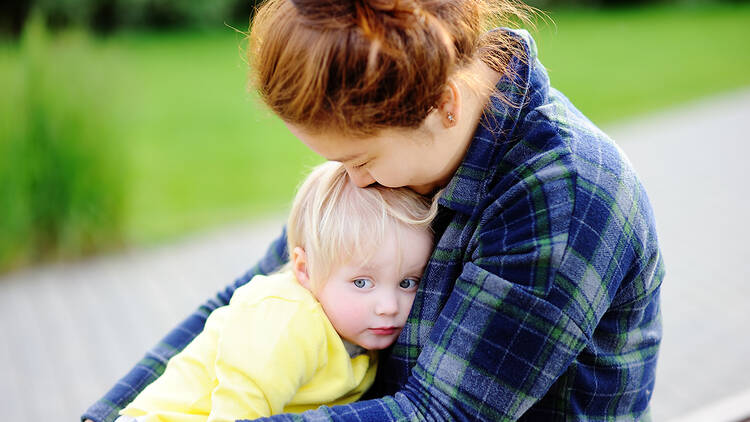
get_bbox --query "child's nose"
[374,292,399,316]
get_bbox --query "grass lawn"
[533,4,750,123]
[91,30,323,244]
[1,3,749,250]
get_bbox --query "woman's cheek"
[372,170,406,189]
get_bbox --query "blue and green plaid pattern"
[83,29,663,422]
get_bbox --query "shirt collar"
[342,339,367,358]
[437,29,541,215]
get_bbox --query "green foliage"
[98,30,321,244]
[0,14,125,272]
[113,0,247,28]
[3,0,748,37]
[2,0,258,36]
[525,0,746,8]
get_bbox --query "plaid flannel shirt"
[83,29,663,422]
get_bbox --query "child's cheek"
[336,299,369,330]
[322,291,371,340]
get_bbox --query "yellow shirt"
[120,271,377,422]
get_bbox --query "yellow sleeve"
[207,298,327,421]
[119,307,229,421]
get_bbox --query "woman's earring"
[447,112,455,125]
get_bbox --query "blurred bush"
[41,0,254,31]
[525,0,748,9]
[1,0,260,37]
[0,13,125,273]
[524,0,647,8]
[0,0,749,36]
[4,0,750,38]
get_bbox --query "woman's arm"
[247,168,586,421]
[250,263,590,421]
[81,227,289,422]
[250,152,662,421]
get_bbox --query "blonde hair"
[286,161,437,289]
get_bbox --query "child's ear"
[291,246,312,290]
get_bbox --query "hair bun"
[252,0,528,135]
[290,0,418,21]
[289,0,356,19]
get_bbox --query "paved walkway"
[1,88,749,421]
[606,88,750,420]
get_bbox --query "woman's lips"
[369,327,398,335]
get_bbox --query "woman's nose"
[346,167,376,188]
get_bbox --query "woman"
[84,0,663,420]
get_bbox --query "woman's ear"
[291,246,312,290]
[436,80,461,128]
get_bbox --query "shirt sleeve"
[252,163,601,421]
[208,299,327,421]
[117,305,229,421]
[81,227,289,422]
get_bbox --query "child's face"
[314,225,433,350]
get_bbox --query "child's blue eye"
[353,278,373,289]
[399,278,419,290]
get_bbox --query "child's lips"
[370,327,398,335]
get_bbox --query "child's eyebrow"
[401,263,428,275]
[352,262,426,275]
[358,263,379,271]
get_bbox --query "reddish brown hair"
[248,0,532,136]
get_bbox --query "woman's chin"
[410,183,435,196]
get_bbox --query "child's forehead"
[309,222,432,279]
[334,227,431,267]
[333,250,380,271]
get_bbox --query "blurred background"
[1,0,749,273]
[1,0,750,421]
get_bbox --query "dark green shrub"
[0,14,125,272]
[3,0,258,35]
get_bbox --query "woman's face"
[286,123,469,195]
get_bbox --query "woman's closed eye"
[352,278,374,289]
[399,278,419,290]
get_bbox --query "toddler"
[117,161,435,421]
